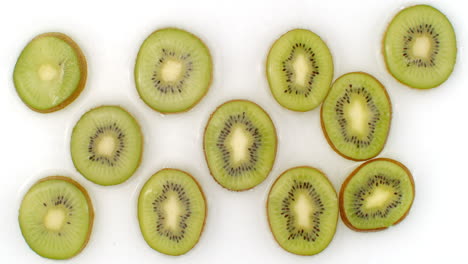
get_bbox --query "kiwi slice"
[71,106,143,185]
[13,32,87,113]
[138,169,206,256]
[383,5,457,89]
[134,28,212,113]
[204,100,277,191]
[266,29,334,111]
[267,167,338,255]
[19,176,94,259]
[339,158,415,231]
[321,72,391,161]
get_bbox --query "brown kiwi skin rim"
[339,158,415,232]
[320,72,392,161]
[14,32,87,113]
[266,166,338,256]
[19,176,94,260]
[265,28,334,112]
[203,99,278,192]
[381,5,457,90]
[137,168,207,256]
[71,105,144,186]
[134,27,213,114]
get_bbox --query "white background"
[0,0,466,263]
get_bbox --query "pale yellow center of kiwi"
[161,59,183,82]
[364,187,392,209]
[411,35,432,59]
[228,126,251,165]
[292,54,311,87]
[344,95,371,137]
[163,192,183,231]
[96,134,116,157]
[293,193,314,229]
[38,64,59,81]
[44,208,66,231]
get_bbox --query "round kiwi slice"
[138,169,206,256]
[134,28,212,113]
[383,5,457,89]
[204,100,277,191]
[266,29,334,111]
[321,72,391,161]
[267,167,338,256]
[339,158,415,231]
[13,32,87,113]
[19,176,94,259]
[71,106,143,186]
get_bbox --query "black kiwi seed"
[281,42,319,97]
[152,181,192,243]
[217,112,262,176]
[334,85,380,149]
[151,49,193,94]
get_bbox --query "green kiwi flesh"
[138,169,206,256]
[19,176,94,259]
[135,28,212,113]
[321,72,391,161]
[267,167,338,255]
[13,32,87,113]
[340,158,415,231]
[71,106,143,186]
[267,29,334,111]
[383,5,457,89]
[204,100,277,191]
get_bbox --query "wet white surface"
[0,0,466,263]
